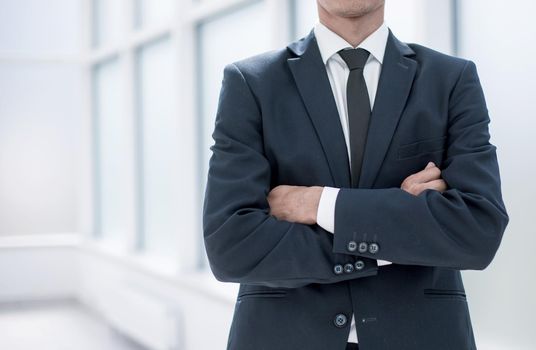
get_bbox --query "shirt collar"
[313,21,389,66]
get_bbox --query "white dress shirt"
[312,20,392,343]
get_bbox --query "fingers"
[419,179,447,192]
[406,179,447,196]
[404,161,441,185]
[267,185,286,203]
[267,185,295,221]
[400,161,447,196]
[416,161,441,182]
[423,179,447,193]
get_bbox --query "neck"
[317,4,384,47]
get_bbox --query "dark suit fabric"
[202,28,509,350]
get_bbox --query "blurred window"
[93,57,130,246]
[135,0,175,29]
[92,0,127,48]
[135,36,182,259]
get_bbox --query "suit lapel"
[287,29,351,188]
[286,28,417,189]
[358,30,417,188]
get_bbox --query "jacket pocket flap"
[397,135,447,159]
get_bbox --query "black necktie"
[338,47,371,188]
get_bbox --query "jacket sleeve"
[332,60,509,270]
[202,63,379,288]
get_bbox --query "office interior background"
[0,0,534,349]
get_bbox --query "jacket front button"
[368,243,380,254]
[333,264,344,275]
[347,241,357,252]
[354,260,365,270]
[334,313,347,328]
[344,263,354,273]
[358,242,368,253]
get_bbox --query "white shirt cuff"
[316,186,339,234]
[316,186,393,267]
[377,259,393,266]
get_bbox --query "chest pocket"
[397,135,447,160]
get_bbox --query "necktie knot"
[338,48,370,70]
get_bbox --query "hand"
[267,185,323,225]
[400,161,447,196]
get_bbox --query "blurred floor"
[0,299,147,350]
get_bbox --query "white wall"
[77,246,236,350]
[0,63,83,235]
[0,237,79,302]
[457,1,536,349]
[0,0,81,55]
[0,0,84,236]
[0,240,237,349]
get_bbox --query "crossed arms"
[202,61,509,288]
[266,161,446,228]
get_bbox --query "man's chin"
[327,7,381,21]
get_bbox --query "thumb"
[425,161,435,169]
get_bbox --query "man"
[202,0,509,349]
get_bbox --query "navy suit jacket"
[202,27,509,350]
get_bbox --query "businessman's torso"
[224,29,477,350]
